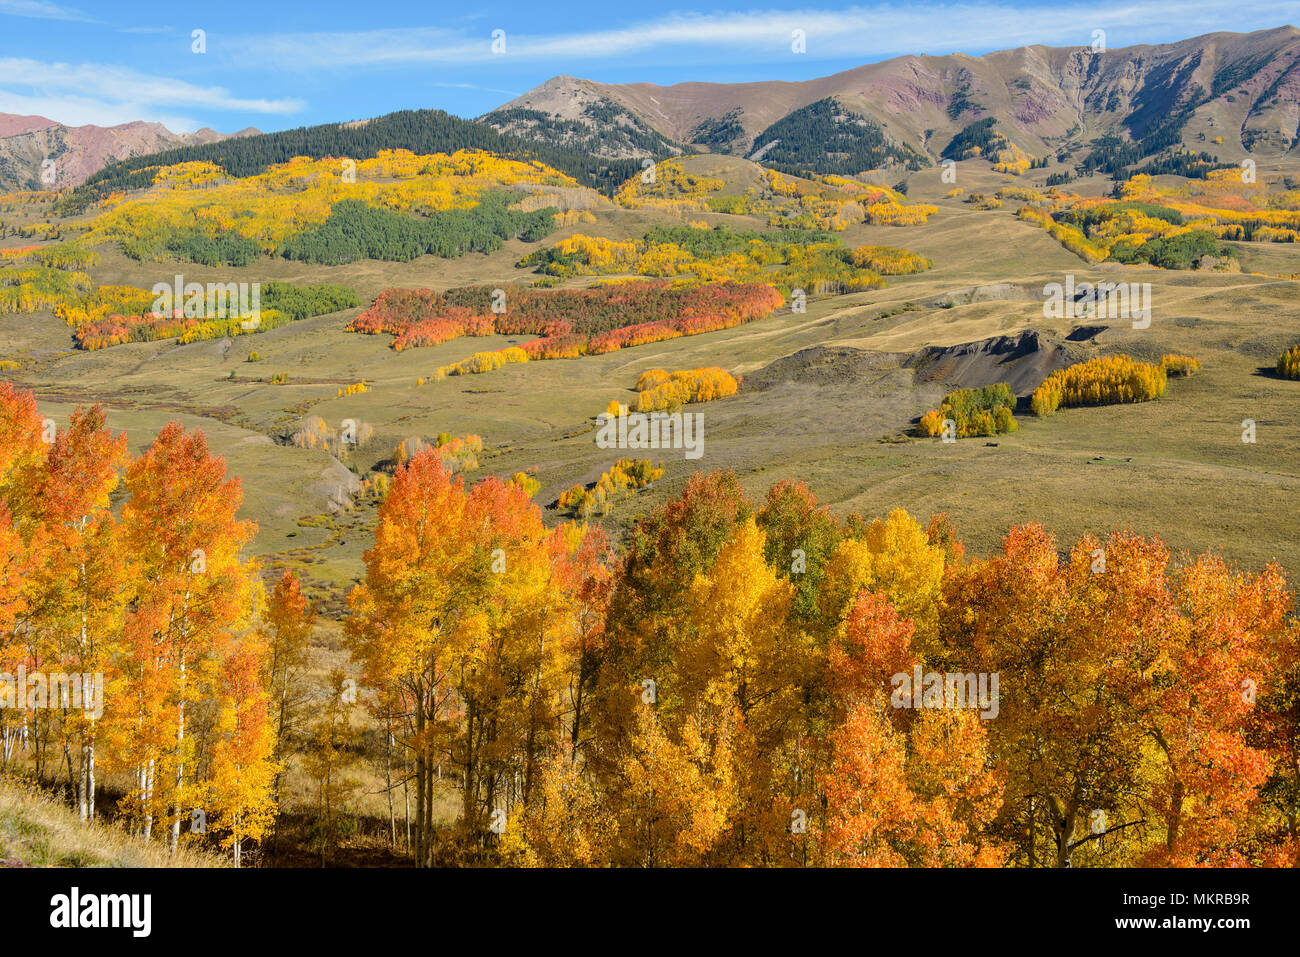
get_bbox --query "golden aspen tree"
[207,633,279,866]
[345,447,468,866]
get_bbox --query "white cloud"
[0,0,93,21]
[429,81,523,97]
[0,90,197,129]
[232,2,1300,69]
[0,58,304,130]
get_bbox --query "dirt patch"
[905,330,1076,396]
[1066,324,1108,341]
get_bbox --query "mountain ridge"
[482,26,1300,171]
[0,114,261,191]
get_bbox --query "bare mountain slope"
[484,26,1300,167]
[0,115,260,191]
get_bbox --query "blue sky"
[1,0,1297,133]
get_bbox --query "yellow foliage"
[1031,355,1168,415]
[632,367,740,412]
[1159,354,1201,376]
[557,458,664,517]
[615,159,724,211]
[819,509,946,646]
[848,245,933,274]
[85,149,579,255]
[436,346,529,378]
[1277,346,1300,380]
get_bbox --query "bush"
[436,347,529,378]
[510,471,541,497]
[847,245,933,275]
[557,458,664,517]
[1160,354,1201,377]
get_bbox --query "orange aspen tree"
[822,592,1004,867]
[443,474,557,839]
[1134,550,1289,865]
[0,381,47,519]
[27,406,127,819]
[262,570,314,813]
[0,504,31,768]
[0,383,47,770]
[549,523,614,761]
[116,423,257,851]
[346,448,469,866]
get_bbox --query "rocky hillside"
[480,77,681,159]
[0,115,259,191]
[483,26,1300,173]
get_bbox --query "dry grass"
[0,776,225,868]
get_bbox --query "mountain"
[480,77,682,159]
[0,115,261,192]
[48,26,1300,206]
[0,114,58,139]
[483,26,1300,175]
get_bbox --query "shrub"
[557,458,664,517]
[510,471,541,497]
[847,245,933,275]
[436,347,529,378]
[1159,354,1201,377]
